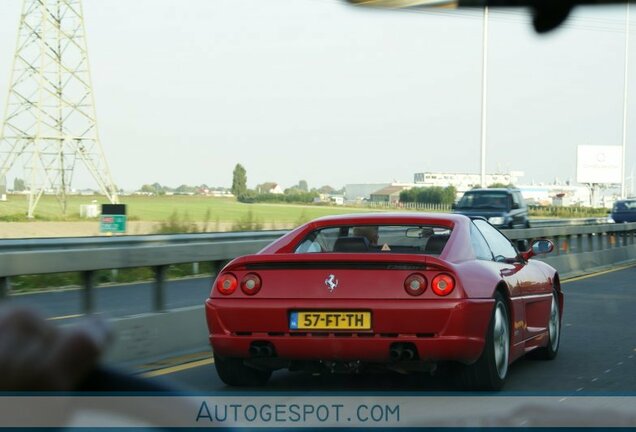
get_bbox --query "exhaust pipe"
[249,343,275,357]
[261,345,273,357]
[402,348,415,360]
[389,345,403,361]
[390,343,418,361]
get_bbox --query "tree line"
[138,183,228,195]
[399,186,457,205]
[399,184,515,205]
[231,163,339,204]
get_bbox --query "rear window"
[456,192,510,210]
[294,225,452,255]
[613,200,636,212]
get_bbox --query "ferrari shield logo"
[325,274,338,292]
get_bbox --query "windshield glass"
[295,225,452,254]
[456,192,510,210]
[613,200,636,211]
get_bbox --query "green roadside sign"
[100,214,127,233]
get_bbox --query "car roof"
[464,188,518,193]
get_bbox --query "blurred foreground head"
[0,306,110,391]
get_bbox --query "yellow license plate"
[290,311,371,330]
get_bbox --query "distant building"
[79,203,100,218]
[344,183,390,201]
[313,194,344,205]
[257,182,284,194]
[414,171,523,193]
[210,190,234,197]
[517,185,590,207]
[369,185,410,204]
[329,195,344,205]
[518,186,551,206]
[78,189,97,196]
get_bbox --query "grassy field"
[1,194,610,226]
[0,194,377,225]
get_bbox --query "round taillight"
[241,273,262,295]
[431,273,455,296]
[404,273,427,296]
[216,273,238,295]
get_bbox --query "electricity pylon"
[0,0,118,218]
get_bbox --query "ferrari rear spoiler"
[224,253,453,272]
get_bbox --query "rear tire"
[529,289,561,360]
[214,353,272,386]
[459,292,510,391]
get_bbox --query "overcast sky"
[0,0,634,191]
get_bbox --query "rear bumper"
[205,298,494,364]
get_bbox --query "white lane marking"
[617,361,624,366]
[604,369,612,374]
[559,398,567,403]
[47,313,84,321]
[576,387,584,392]
[592,377,599,382]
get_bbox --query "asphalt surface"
[150,266,636,392]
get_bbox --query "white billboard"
[576,145,622,184]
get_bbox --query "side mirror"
[522,239,554,260]
[532,239,554,255]
[451,203,457,210]
[511,203,520,210]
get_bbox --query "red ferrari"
[205,213,562,390]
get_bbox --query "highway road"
[7,264,636,392]
[147,266,636,392]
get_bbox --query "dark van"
[610,199,636,223]
[453,188,530,229]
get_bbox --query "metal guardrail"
[507,222,636,243]
[530,217,610,227]
[0,230,287,310]
[506,223,636,272]
[1,223,635,313]
[0,231,288,276]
